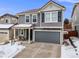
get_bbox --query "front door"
[19,29,25,41]
[20,29,24,36]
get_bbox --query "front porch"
[13,24,33,43]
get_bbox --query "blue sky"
[0,0,78,19]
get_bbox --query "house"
[0,24,14,43]
[13,0,65,44]
[0,13,18,43]
[0,13,18,24]
[71,3,79,37]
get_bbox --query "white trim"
[34,30,61,32]
[28,28,31,43]
[13,28,16,39]
[44,11,58,23]
[60,30,63,45]
[34,26,62,28]
[33,30,35,42]
[25,14,30,23]
[32,14,37,23]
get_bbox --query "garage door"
[0,32,8,43]
[35,31,60,44]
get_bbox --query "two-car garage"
[33,30,62,44]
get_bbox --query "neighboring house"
[0,24,14,43]
[13,0,65,44]
[0,14,18,43]
[71,3,79,37]
[0,13,18,24]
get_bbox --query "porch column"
[14,28,16,39]
[28,28,31,43]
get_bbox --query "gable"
[40,1,65,11]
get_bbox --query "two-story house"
[13,0,65,44]
[0,13,18,43]
[0,13,18,24]
[71,3,79,37]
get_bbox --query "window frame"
[45,11,58,23]
[32,14,37,23]
[26,15,30,23]
[5,19,9,23]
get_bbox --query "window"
[32,14,37,23]
[45,11,58,23]
[5,19,8,23]
[52,11,58,22]
[45,12,50,23]
[20,29,24,36]
[26,16,29,22]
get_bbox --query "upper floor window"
[26,16,29,22]
[52,11,58,22]
[45,11,58,23]
[5,19,8,23]
[32,14,37,23]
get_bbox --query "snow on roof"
[0,24,14,29]
[14,24,32,28]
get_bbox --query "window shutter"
[58,11,62,22]
[42,13,45,22]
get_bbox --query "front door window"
[20,29,24,36]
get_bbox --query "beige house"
[0,13,18,24]
[0,24,14,43]
[0,13,18,43]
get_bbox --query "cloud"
[57,0,79,3]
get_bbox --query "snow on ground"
[61,37,79,58]
[0,42,25,58]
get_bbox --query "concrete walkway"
[15,42,61,58]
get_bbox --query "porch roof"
[13,24,32,28]
[0,24,14,29]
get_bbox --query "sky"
[0,0,79,19]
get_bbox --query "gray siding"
[35,31,60,44]
[18,11,62,28]
[18,15,25,24]
[35,22,62,28]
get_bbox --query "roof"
[0,24,14,29]
[71,3,79,17]
[17,0,65,15]
[0,13,18,19]
[17,9,40,14]
[14,24,32,28]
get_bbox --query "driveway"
[15,42,61,58]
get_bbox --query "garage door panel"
[35,31,60,44]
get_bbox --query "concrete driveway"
[15,42,61,58]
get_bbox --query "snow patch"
[61,37,79,58]
[0,42,25,58]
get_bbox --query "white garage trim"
[33,30,63,44]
